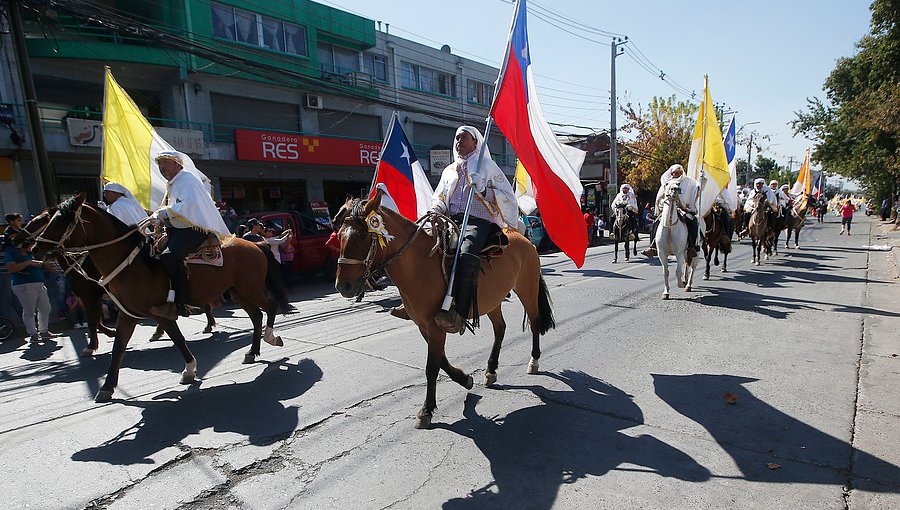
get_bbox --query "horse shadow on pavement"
[653,374,900,492]
[697,287,900,320]
[435,370,711,509]
[71,358,322,465]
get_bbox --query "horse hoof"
[95,390,114,403]
[180,372,195,385]
[242,353,257,364]
[702,275,709,281]
[527,358,539,374]
[662,293,669,300]
[202,326,213,334]
[414,414,432,429]
[612,259,617,264]
[754,261,760,266]
[677,280,686,289]
[80,347,95,358]
[685,286,692,292]
[149,333,164,342]
[484,372,497,386]
[722,268,728,273]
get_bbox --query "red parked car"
[237,211,336,276]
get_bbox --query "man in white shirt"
[102,182,148,226]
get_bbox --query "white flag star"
[400,143,411,166]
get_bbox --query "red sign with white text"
[234,129,382,167]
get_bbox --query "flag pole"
[441,0,520,312]
[698,75,708,214]
[369,111,398,196]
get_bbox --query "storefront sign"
[66,118,204,154]
[235,129,382,167]
[429,149,452,176]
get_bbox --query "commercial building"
[0,0,515,217]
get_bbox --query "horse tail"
[535,275,555,335]
[260,243,292,314]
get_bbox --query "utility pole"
[7,0,57,207]
[609,36,627,215]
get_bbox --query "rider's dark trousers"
[451,215,493,319]
[159,227,208,305]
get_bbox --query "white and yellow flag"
[791,147,812,196]
[514,160,538,215]
[102,67,211,210]
[687,76,730,217]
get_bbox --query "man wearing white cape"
[430,126,517,334]
[149,151,231,319]
[642,164,700,257]
[102,182,148,226]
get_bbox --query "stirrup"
[435,309,463,334]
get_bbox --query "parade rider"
[779,183,795,224]
[101,182,148,226]
[769,180,789,216]
[148,151,231,320]
[429,126,518,334]
[741,178,778,235]
[641,164,700,258]
[612,183,640,240]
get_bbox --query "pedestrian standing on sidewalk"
[3,239,61,343]
[840,199,856,236]
[583,208,595,246]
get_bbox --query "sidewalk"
[849,217,900,508]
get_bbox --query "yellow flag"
[514,160,537,214]
[687,76,730,217]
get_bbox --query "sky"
[316,0,872,178]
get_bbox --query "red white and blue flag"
[490,0,588,267]
[812,171,825,199]
[370,113,433,221]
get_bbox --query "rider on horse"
[741,178,778,235]
[642,164,700,258]
[612,183,640,240]
[149,151,231,320]
[769,180,790,222]
[101,182,148,226]
[430,126,518,334]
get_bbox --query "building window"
[401,62,457,97]
[467,80,494,105]
[211,2,308,57]
[318,43,361,76]
[362,53,387,82]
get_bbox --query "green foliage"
[619,95,699,193]
[792,0,899,197]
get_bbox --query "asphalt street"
[0,214,898,510]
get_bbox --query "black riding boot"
[435,253,481,334]
[642,218,660,256]
[158,253,193,317]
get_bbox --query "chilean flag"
[370,113,433,221]
[490,0,588,267]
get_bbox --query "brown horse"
[747,193,770,266]
[333,191,554,429]
[32,195,290,402]
[701,204,732,279]
[15,208,116,355]
[784,197,809,249]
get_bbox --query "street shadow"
[562,269,639,279]
[653,374,900,491]
[735,268,885,289]
[0,337,27,355]
[697,287,900,320]
[71,358,322,465]
[436,370,710,509]
[20,338,64,361]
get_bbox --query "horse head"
[333,189,386,298]
[614,203,628,229]
[32,194,91,259]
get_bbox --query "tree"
[619,95,698,193]
[793,0,899,199]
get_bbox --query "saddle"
[153,231,224,267]
[443,228,509,260]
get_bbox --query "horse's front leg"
[795,228,801,249]
[484,307,506,386]
[675,253,686,289]
[242,307,264,364]
[659,254,670,299]
[702,243,711,280]
[416,326,445,429]
[613,236,619,263]
[95,315,138,403]
[722,249,728,273]
[159,318,197,385]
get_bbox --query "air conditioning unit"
[304,94,323,110]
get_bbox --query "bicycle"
[0,317,15,341]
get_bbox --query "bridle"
[336,208,440,281]
[33,202,148,319]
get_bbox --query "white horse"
[655,182,700,299]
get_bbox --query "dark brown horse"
[612,204,637,263]
[18,209,218,354]
[784,196,809,249]
[701,204,732,279]
[15,208,115,355]
[333,191,555,429]
[32,195,289,402]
